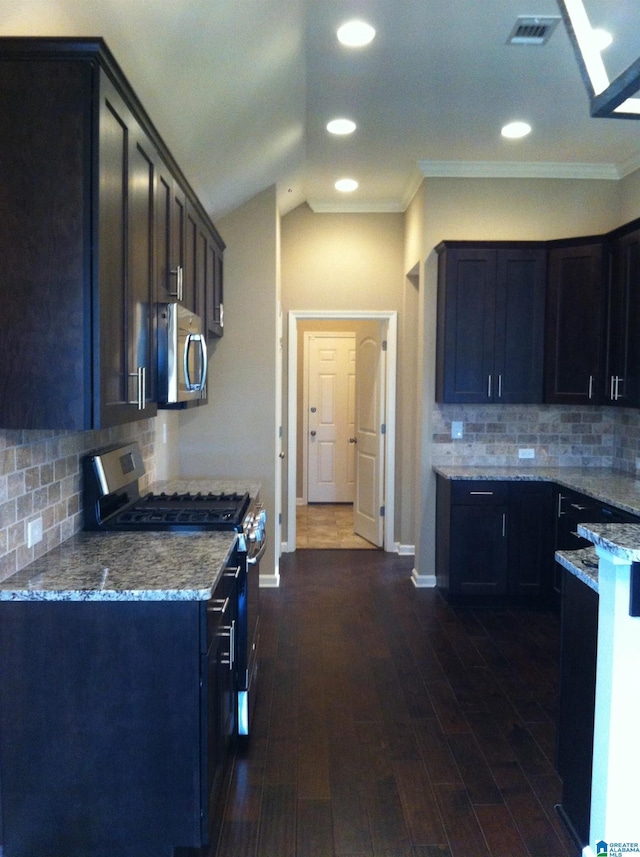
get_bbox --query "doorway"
[286,310,397,553]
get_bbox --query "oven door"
[158,303,208,405]
[238,509,267,736]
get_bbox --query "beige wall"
[416,173,640,582]
[178,186,280,582]
[280,204,419,548]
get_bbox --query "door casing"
[285,310,398,553]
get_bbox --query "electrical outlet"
[27,517,43,548]
[451,421,464,440]
[518,448,535,459]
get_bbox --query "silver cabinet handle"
[589,375,594,399]
[470,491,494,495]
[497,374,502,399]
[223,565,241,580]
[487,375,492,398]
[129,366,146,410]
[219,302,224,328]
[208,596,229,615]
[502,513,507,538]
[557,493,566,518]
[170,265,183,301]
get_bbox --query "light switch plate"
[27,517,43,548]
[451,421,463,439]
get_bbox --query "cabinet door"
[508,482,553,602]
[494,248,546,403]
[436,248,497,403]
[183,202,207,316]
[127,120,157,416]
[207,238,224,338]
[155,162,174,304]
[97,75,132,427]
[557,570,598,848]
[0,58,92,430]
[607,227,640,406]
[545,242,607,404]
[98,74,157,427]
[449,504,508,597]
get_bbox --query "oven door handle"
[247,534,268,565]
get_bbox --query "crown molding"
[418,159,621,180]
[306,199,405,214]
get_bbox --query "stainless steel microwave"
[157,303,207,406]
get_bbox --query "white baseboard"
[259,572,280,588]
[411,568,437,588]
[396,543,415,556]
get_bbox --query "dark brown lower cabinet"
[0,584,236,857]
[436,477,553,605]
[556,568,598,849]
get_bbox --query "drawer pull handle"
[470,491,494,495]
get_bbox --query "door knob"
[349,437,357,443]
[310,430,316,437]
[279,451,285,459]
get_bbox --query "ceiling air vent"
[507,15,561,46]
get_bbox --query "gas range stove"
[113,490,251,529]
[82,443,251,533]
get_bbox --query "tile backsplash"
[0,420,156,582]
[432,403,639,469]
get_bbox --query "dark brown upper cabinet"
[0,38,224,431]
[544,239,608,405]
[436,242,546,404]
[605,224,640,407]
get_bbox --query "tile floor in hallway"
[296,503,378,549]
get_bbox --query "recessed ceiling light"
[592,28,612,51]
[501,121,532,139]
[337,19,376,47]
[327,118,357,135]
[335,178,358,192]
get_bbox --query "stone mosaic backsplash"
[0,420,156,583]
[432,403,640,470]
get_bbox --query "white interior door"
[354,326,385,546]
[307,333,356,502]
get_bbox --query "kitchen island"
[0,528,241,857]
[558,524,640,857]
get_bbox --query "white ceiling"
[2,0,640,220]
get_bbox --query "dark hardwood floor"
[213,550,578,857]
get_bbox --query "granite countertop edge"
[0,527,239,603]
[555,547,599,592]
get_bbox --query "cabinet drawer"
[451,481,509,504]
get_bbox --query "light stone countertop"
[555,547,600,592]
[0,476,262,602]
[0,530,238,602]
[150,478,261,497]
[577,522,640,563]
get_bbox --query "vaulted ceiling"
[2,0,639,219]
